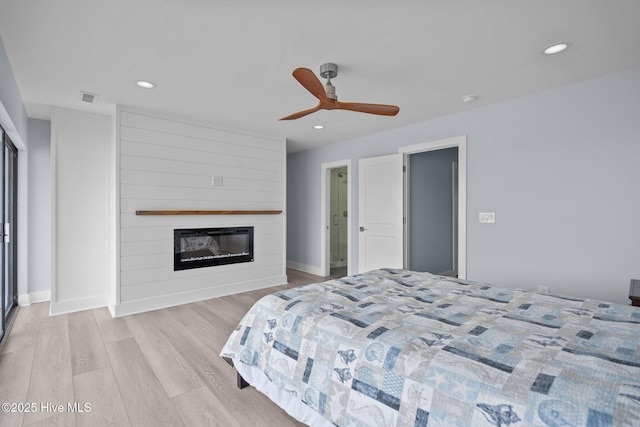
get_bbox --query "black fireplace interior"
[174,226,254,271]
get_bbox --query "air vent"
[80,91,99,103]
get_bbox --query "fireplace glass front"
[174,227,254,271]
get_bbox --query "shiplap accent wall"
[112,107,286,316]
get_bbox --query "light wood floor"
[0,269,328,427]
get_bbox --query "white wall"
[287,66,640,305]
[112,108,286,316]
[0,36,27,148]
[1,35,31,308]
[26,119,51,300]
[51,108,112,315]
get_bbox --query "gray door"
[407,147,458,275]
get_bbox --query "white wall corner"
[51,108,112,314]
[17,149,29,298]
[286,260,326,277]
[18,290,51,306]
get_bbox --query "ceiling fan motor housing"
[319,63,338,79]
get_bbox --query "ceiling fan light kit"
[279,63,399,121]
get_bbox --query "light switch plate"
[479,212,495,223]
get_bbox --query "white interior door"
[358,154,404,272]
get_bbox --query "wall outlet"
[479,212,495,223]
[212,176,223,187]
[537,285,550,294]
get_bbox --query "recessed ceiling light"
[543,43,569,55]
[313,125,324,130]
[461,95,477,103]
[136,80,157,89]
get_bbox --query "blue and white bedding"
[220,269,640,426]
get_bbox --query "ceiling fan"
[279,63,400,121]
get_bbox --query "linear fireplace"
[174,227,254,271]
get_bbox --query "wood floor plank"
[0,303,46,355]
[156,310,302,426]
[25,411,76,427]
[0,268,322,427]
[125,313,203,398]
[92,307,132,344]
[104,338,183,427]
[189,302,240,334]
[68,310,109,376]
[215,294,258,317]
[171,385,242,427]
[164,303,212,328]
[22,318,74,426]
[39,305,70,331]
[0,348,35,427]
[73,366,130,427]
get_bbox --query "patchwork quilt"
[220,269,640,426]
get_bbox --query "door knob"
[359,226,367,232]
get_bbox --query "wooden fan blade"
[335,102,399,116]
[292,68,328,102]
[278,104,322,121]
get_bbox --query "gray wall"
[287,66,640,304]
[0,37,28,147]
[2,35,53,299]
[1,34,34,304]
[409,148,458,274]
[27,118,51,294]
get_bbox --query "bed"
[220,268,640,426]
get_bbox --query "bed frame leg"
[237,372,249,389]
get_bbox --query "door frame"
[320,159,352,277]
[0,126,18,343]
[399,135,467,279]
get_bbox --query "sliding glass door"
[0,125,17,343]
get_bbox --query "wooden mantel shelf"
[136,210,282,216]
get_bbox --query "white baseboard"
[49,294,109,316]
[286,260,325,277]
[111,275,287,318]
[18,290,51,306]
[20,276,289,318]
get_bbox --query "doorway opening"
[329,167,348,278]
[320,160,351,278]
[406,148,458,276]
[399,135,467,279]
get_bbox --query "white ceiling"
[1,0,639,153]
